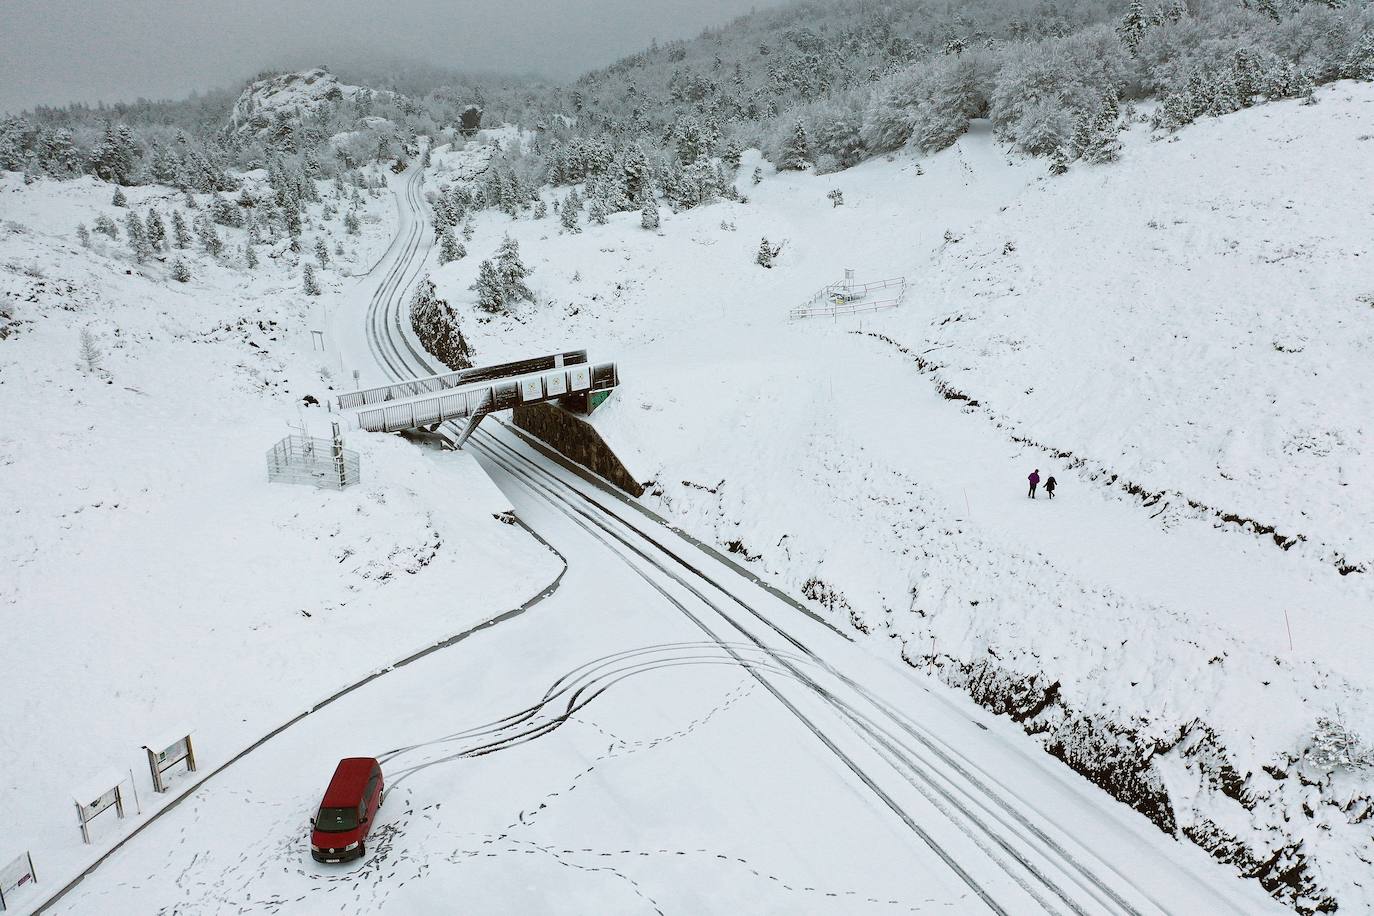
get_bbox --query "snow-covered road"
[43,157,1283,915]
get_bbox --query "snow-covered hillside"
[422,82,1374,911]
[927,86,1374,575]
[0,167,559,900]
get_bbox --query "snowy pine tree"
[145,210,166,251]
[587,194,610,225]
[94,213,118,238]
[76,224,90,247]
[722,139,744,170]
[1048,146,1070,175]
[344,210,361,235]
[171,210,191,249]
[560,196,582,233]
[755,237,778,268]
[533,199,548,219]
[315,238,330,269]
[195,215,222,257]
[171,258,191,283]
[461,218,475,241]
[125,211,151,262]
[1117,0,1148,52]
[640,197,660,230]
[439,228,466,264]
[245,244,258,269]
[827,189,845,207]
[471,259,504,314]
[303,263,321,296]
[780,118,812,171]
[495,235,534,305]
[283,205,302,247]
[1347,31,1374,81]
[111,186,127,207]
[1071,93,1122,163]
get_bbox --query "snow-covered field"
[425,83,1374,910]
[0,167,559,905]
[4,77,1372,915]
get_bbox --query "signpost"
[74,773,126,844]
[143,733,197,793]
[0,852,37,911]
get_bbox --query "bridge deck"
[352,361,618,434]
[336,350,588,411]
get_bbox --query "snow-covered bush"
[755,237,781,268]
[1306,717,1374,773]
[93,214,118,239]
[640,198,660,230]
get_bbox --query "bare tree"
[79,327,103,373]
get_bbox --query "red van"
[309,757,384,863]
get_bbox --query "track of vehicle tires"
[362,161,1254,916]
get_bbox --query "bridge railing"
[335,350,588,410]
[354,361,619,434]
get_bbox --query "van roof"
[321,757,378,807]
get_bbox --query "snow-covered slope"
[926,84,1374,575]
[0,169,559,899]
[423,82,1374,912]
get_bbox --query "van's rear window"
[315,806,359,832]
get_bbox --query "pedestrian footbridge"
[335,350,619,447]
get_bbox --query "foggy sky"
[0,0,774,115]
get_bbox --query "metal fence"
[266,435,360,490]
[789,276,908,320]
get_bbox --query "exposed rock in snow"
[227,68,387,135]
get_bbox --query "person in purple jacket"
[1028,468,1040,499]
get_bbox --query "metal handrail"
[336,350,589,410]
[355,361,618,434]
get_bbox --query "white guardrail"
[354,362,619,434]
[789,276,907,320]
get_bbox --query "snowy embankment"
[426,84,1374,912]
[0,169,559,903]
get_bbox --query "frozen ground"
[425,84,1374,910]
[0,166,558,906]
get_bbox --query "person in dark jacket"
[1046,475,1057,499]
[1028,469,1040,498]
